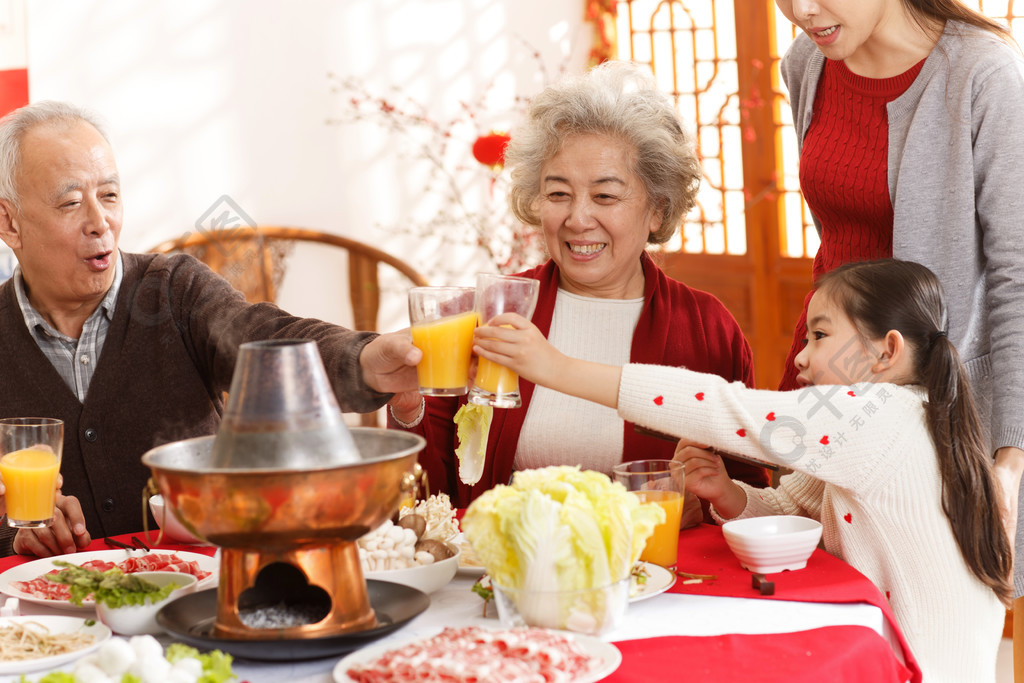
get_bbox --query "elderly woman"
[389,61,769,518]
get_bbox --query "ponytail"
[819,259,1012,604]
[923,334,1012,604]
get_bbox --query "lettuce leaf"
[453,403,493,484]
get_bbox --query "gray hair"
[505,61,701,244]
[0,101,109,210]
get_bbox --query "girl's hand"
[674,440,746,519]
[473,313,563,388]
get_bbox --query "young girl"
[773,0,1024,603]
[473,258,1010,683]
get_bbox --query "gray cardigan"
[782,21,1024,595]
[781,22,1024,454]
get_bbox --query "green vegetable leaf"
[454,403,492,485]
[45,561,178,608]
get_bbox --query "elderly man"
[0,101,422,557]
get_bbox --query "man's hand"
[12,494,91,557]
[360,331,422,395]
[993,446,1024,555]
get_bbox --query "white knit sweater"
[617,364,1003,683]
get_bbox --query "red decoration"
[653,395,664,405]
[472,131,511,171]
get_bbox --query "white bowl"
[95,571,198,636]
[721,515,823,574]
[149,494,205,544]
[364,547,460,594]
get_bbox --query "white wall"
[24,0,589,328]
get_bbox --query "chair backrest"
[148,226,429,426]
[149,226,429,330]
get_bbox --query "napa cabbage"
[461,465,664,632]
[453,402,493,485]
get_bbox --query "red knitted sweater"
[779,58,924,390]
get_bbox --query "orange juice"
[411,310,477,394]
[0,448,60,523]
[635,490,684,568]
[474,357,518,394]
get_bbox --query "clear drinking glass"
[408,286,477,396]
[612,459,685,569]
[0,417,64,528]
[468,274,540,408]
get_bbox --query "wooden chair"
[148,226,429,426]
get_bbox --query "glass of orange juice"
[0,417,63,528]
[612,459,685,569]
[408,286,477,396]
[468,274,540,408]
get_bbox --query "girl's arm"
[476,314,918,494]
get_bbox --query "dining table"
[0,524,920,683]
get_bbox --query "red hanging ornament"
[472,131,511,171]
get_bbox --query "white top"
[515,290,643,474]
[617,364,1004,683]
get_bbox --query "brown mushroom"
[415,538,455,561]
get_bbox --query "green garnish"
[167,643,236,683]
[45,561,179,608]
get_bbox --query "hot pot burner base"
[156,581,429,661]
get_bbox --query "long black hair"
[902,0,1016,45]
[818,258,1012,603]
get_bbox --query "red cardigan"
[394,253,770,509]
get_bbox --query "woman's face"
[536,133,661,299]
[775,0,899,68]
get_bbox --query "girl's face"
[775,0,899,65]
[536,133,661,299]
[794,290,881,386]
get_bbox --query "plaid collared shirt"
[13,256,123,403]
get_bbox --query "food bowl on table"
[721,515,823,574]
[95,571,198,636]
[364,546,460,595]
[148,494,205,544]
[491,576,630,636]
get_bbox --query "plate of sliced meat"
[0,550,217,610]
[334,625,622,683]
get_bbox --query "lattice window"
[614,0,1024,259]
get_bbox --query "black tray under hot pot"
[156,581,429,661]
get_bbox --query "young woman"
[773,0,1024,599]
[473,258,1011,682]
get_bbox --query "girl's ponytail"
[923,333,1012,604]
[819,259,1012,604]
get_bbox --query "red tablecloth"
[0,531,217,572]
[606,627,913,683]
[659,524,920,683]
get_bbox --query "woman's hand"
[674,440,747,520]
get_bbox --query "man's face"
[0,119,122,313]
